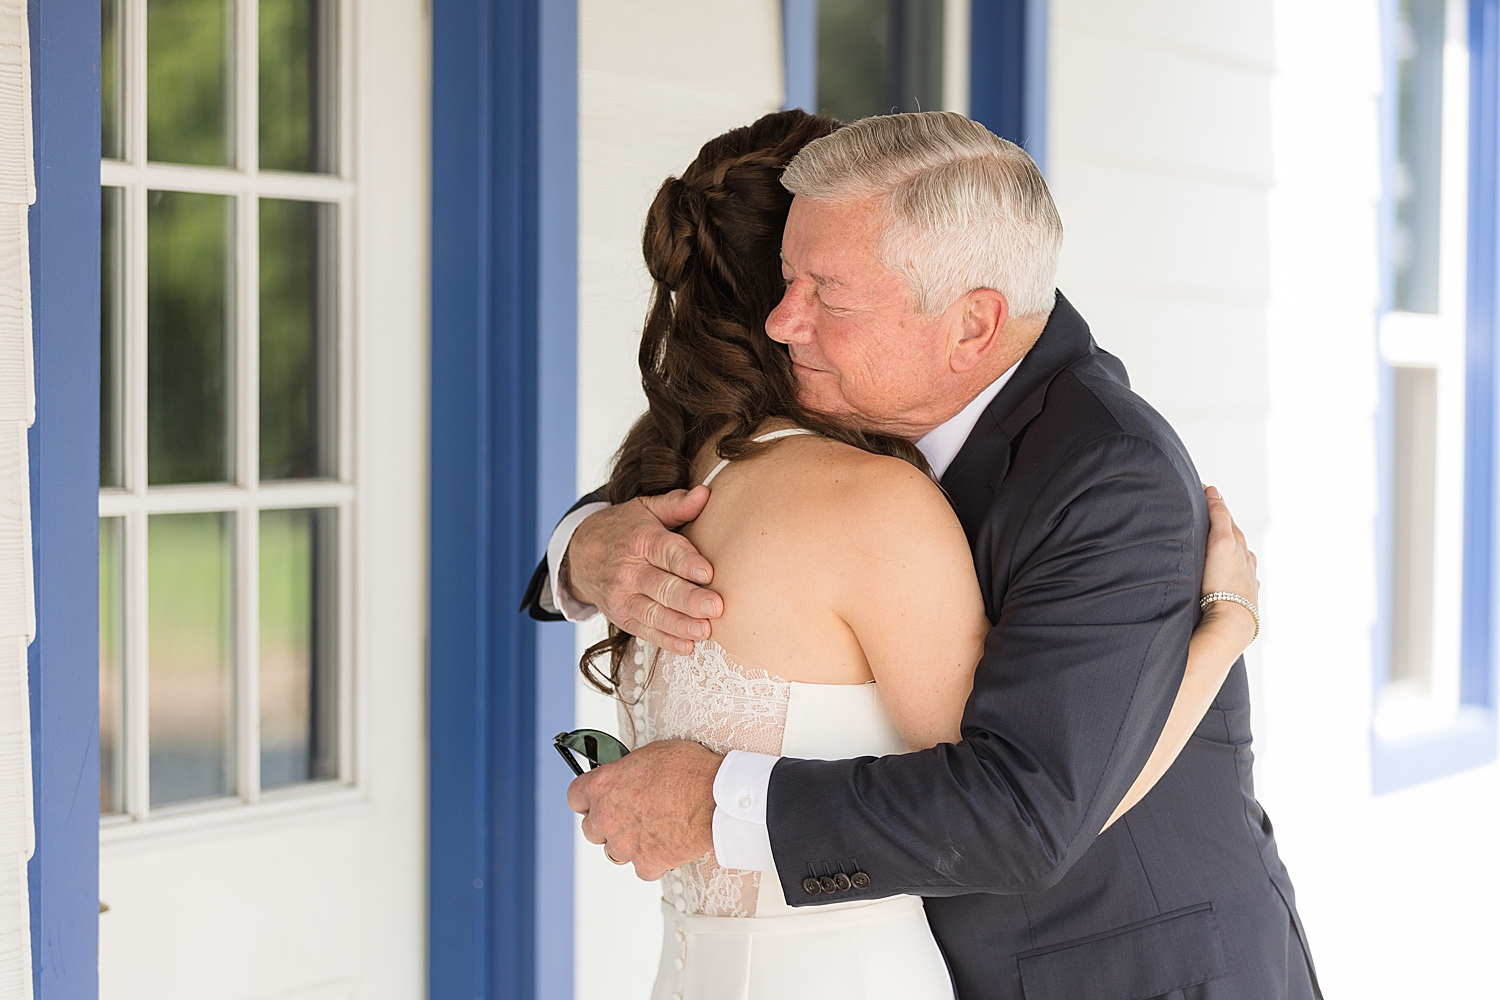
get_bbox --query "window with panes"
[98,0,353,819]
[1378,0,1474,740]
[815,0,954,120]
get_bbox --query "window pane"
[102,0,124,160]
[260,199,337,480]
[259,508,337,788]
[148,190,235,485]
[147,0,234,166]
[819,0,944,121]
[100,517,126,815]
[148,511,235,806]
[1394,0,1445,314]
[259,0,339,173]
[101,186,126,489]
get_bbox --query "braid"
[581,110,930,694]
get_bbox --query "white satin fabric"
[621,637,954,1000]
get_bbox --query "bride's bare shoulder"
[769,435,965,551]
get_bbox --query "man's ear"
[950,288,1009,373]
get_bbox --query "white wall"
[0,0,34,994]
[573,2,785,996]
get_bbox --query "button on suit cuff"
[546,502,609,623]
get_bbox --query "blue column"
[534,2,579,998]
[782,0,818,111]
[970,0,1049,170]
[429,1,577,996]
[26,0,102,996]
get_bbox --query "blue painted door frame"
[971,0,1049,170]
[428,1,577,998]
[27,0,102,996]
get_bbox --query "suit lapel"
[939,292,1101,545]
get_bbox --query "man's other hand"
[567,739,722,881]
[564,487,723,653]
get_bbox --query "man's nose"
[766,285,813,344]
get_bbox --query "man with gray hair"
[528,112,1319,999]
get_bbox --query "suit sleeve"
[519,487,609,622]
[766,434,1205,901]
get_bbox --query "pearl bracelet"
[1200,591,1260,644]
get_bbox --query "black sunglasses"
[553,729,631,777]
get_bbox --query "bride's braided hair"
[582,109,929,694]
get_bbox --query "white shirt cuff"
[711,750,779,872]
[544,501,610,623]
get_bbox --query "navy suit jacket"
[523,294,1320,1000]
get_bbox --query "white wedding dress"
[615,432,955,1000]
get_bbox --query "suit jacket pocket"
[1015,902,1230,1000]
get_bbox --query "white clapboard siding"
[0,0,34,996]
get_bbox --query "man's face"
[766,195,958,440]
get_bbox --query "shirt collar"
[915,359,1024,480]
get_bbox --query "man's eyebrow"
[778,253,844,288]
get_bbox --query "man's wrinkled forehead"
[781,195,884,272]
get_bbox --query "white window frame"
[98,0,360,834]
[1377,0,1471,739]
[942,0,971,117]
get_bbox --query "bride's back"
[682,430,986,727]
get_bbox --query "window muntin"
[99,0,354,821]
[1378,0,1472,739]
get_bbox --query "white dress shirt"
[543,360,1024,871]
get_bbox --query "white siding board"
[1052,160,1270,299]
[1055,0,1274,72]
[0,205,31,425]
[1051,34,1271,184]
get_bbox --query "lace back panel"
[618,638,790,918]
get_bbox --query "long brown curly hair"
[581,109,930,694]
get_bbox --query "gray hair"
[780,111,1062,318]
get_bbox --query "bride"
[576,111,1259,1000]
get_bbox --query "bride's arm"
[831,462,1259,823]
[1100,486,1258,831]
[828,459,989,751]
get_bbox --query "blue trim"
[1371,0,1500,794]
[428,0,542,996]
[26,0,102,995]
[533,2,578,998]
[781,0,818,111]
[970,0,1049,171]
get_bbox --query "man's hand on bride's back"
[565,486,724,654]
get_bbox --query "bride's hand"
[1199,485,1259,651]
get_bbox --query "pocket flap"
[1016,902,1230,1000]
